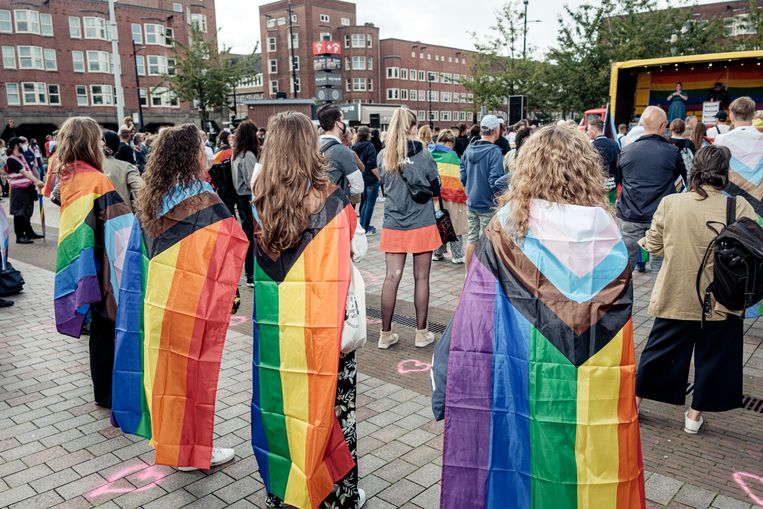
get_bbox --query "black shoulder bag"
[435,195,458,244]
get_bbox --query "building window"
[18,46,44,70]
[150,87,179,107]
[320,14,330,23]
[367,34,373,48]
[430,110,439,121]
[345,78,351,92]
[734,14,756,35]
[270,80,278,95]
[266,18,275,28]
[418,70,426,81]
[173,3,183,12]
[319,32,331,41]
[168,57,176,75]
[386,67,399,79]
[341,17,350,26]
[267,37,276,52]
[165,27,174,46]
[441,111,451,121]
[409,69,417,81]
[400,89,408,100]
[369,79,373,91]
[69,17,81,38]
[353,78,366,91]
[386,88,399,100]
[351,33,365,48]
[14,10,40,34]
[47,84,60,105]
[131,23,142,44]
[288,32,299,49]
[269,59,277,73]
[410,90,418,101]
[139,88,148,106]
[431,91,439,101]
[147,55,167,75]
[442,91,451,103]
[0,10,11,33]
[72,51,84,72]
[417,110,426,121]
[368,57,373,70]
[191,13,207,32]
[6,83,20,105]
[467,111,474,121]
[400,68,408,80]
[135,55,145,76]
[352,56,366,70]
[40,14,53,36]
[83,17,107,40]
[76,85,88,106]
[277,17,286,26]
[428,71,438,82]
[43,49,57,71]
[2,46,15,69]
[291,56,300,71]
[290,77,300,94]
[22,82,47,105]
[90,84,114,105]
[443,73,452,84]
[344,34,350,48]
[144,24,164,45]
[290,14,298,23]
[87,51,111,73]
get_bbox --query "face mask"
[338,121,347,136]
[21,143,29,152]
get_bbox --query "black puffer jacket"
[352,140,379,186]
[616,134,687,223]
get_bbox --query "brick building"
[681,0,761,42]
[257,0,476,128]
[0,0,217,136]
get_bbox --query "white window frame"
[135,55,145,76]
[344,34,350,48]
[87,50,111,73]
[410,89,418,101]
[352,77,366,92]
[430,110,439,121]
[173,3,183,12]
[267,18,275,28]
[368,57,373,70]
[43,48,57,71]
[0,10,11,34]
[2,46,16,69]
[288,32,299,49]
[320,32,331,41]
[76,85,88,106]
[17,46,44,70]
[352,56,366,70]
[418,70,426,81]
[269,80,278,95]
[386,67,399,79]
[149,86,179,108]
[190,13,207,33]
[340,17,350,26]
[131,23,142,44]
[400,68,408,80]
[409,69,417,81]
[345,79,351,92]
[40,13,53,36]
[267,37,276,52]
[144,23,164,45]
[320,14,330,23]
[400,89,408,100]
[369,79,374,92]
[21,82,47,105]
[269,58,278,73]
[138,87,148,107]
[351,33,365,48]
[417,110,426,121]
[277,17,286,26]
[290,77,300,94]
[14,9,40,35]
[72,51,85,73]
[69,17,82,38]
[147,55,167,76]
[441,110,451,121]
[47,84,60,105]
[5,83,20,105]
[386,88,399,100]
[83,16,107,40]
[90,84,114,106]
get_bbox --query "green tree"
[165,28,247,128]
[736,0,763,50]
[549,0,726,115]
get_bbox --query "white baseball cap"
[480,115,501,131]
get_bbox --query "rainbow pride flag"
[440,200,645,509]
[715,127,763,318]
[54,162,134,337]
[251,187,356,509]
[0,206,8,271]
[648,65,763,111]
[112,182,247,468]
[430,144,466,203]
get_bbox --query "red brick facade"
[0,0,216,130]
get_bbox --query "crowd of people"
[0,91,760,509]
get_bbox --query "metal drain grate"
[366,307,447,334]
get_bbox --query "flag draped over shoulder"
[0,206,9,270]
[111,182,248,469]
[430,144,466,203]
[251,187,356,509]
[54,162,134,337]
[715,128,763,318]
[440,200,645,509]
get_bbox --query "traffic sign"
[314,55,342,71]
[313,41,341,56]
[315,71,342,88]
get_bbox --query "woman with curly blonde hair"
[434,124,645,509]
[417,124,434,146]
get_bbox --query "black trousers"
[10,186,36,239]
[235,194,254,279]
[636,316,743,412]
[89,312,116,408]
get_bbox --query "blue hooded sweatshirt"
[459,140,504,213]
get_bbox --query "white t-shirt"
[706,124,730,139]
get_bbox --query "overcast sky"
[215,0,722,57]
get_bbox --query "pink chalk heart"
[733,472,763,506]
[397,359,432,374]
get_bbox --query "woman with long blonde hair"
[378,107,442,349]
[434,124,645,509]
[53,117,134,409]
[251,112,365,509]
[417,124,434,146]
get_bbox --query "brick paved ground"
[1,201,762,509]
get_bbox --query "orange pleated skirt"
[380,224,442,254]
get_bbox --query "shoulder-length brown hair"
[56,117,104,176]
[252,111,329,255]
[500,124,610,241]
[136,124,206,235]
[689,145,730,200]
[233,120,260,159]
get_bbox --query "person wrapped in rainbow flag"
[432,124,645,509]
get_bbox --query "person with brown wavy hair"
[251,111,364,509]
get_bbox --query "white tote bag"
[341,262,367,353]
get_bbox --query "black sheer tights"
[381,252,432,332]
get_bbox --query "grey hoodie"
[459,140,504,213]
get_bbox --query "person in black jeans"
[353,126,380,234]
[231,120,260,287]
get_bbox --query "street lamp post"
[287,2,298,99]
[522,0,529,60]
[131,40,144,131]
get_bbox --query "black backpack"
[696,196,763,320]
[0,261,24,297]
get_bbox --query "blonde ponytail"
[383,107,417,173]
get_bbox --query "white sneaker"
[378,330,399,349]
[177,447,235,471]
[683,412,704,434]
[451,257,465,264]
[432,253,445,261]
[415,329,435,348]
[358,488,366,508]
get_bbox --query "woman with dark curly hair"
[112,124,248,470]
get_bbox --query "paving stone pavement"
[1,198,762,508]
